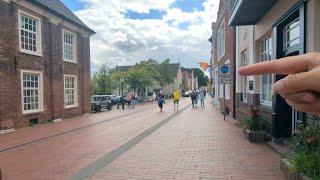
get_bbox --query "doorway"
[273,2,306,138]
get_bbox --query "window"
[217,21,225,60]
[18,10,42,56]
[283,18,300,51]
[63,30,77,63]
[21,70,43,114]
[64,75,78,108]
[241,50,248,102]
[260,37,273,106]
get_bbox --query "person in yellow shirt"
[173,90,180,110]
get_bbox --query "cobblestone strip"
[69,105,191,180]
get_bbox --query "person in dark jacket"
[190,91,197,108]
[158,91,165,112]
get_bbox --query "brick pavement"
[0,99,190,179]
[91,101,284,180]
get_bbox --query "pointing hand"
[239,53,320,115]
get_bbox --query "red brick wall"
[213,0,236,116]
[0,2,91,129]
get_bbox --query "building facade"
[230,0,320,138]
[181,69,198,92]
[0,0,95,129]
[211,0,236,117]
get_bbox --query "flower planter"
[243,129,267,143]
[280,159,312,180]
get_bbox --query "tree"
[155,59,174,87]
[91,64,114,95]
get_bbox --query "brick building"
[0,0,95,129]
[229,0,320,139]
[210,0,236,117]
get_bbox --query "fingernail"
[273,81,285,94]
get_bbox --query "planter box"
[280,159,312,180]
[243,129,267,143]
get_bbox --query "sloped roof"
[116,66,133,72]
[28,0,95,34]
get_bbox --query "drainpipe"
[232,27,236,118]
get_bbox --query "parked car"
[91,95,113,112]
[111,95,121,105]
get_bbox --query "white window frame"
[217,20,225,60]
[64,74,78,109]
[20,70,44,115]
[18,10,43,57]
[62,29,77,63]
[260,37,273,106]
[283,18,300,51]
[241,50,248,103]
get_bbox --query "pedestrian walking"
[127,93,132,108]
[131,93,137,109]
[199,90,205,107]
[173,89,180,110]
[158,91,165,112]
[190,91,197,108]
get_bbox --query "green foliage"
[91,59,175,95]
[241,106,264,131]
[91,64,115,95]
[289,125,320,179]
[155,59,174,87]
[289,150,320,179]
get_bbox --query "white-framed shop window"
[64,75,78,108]
[62,29,77,63]
[241,49,248,103]
[260,36,273,106]
[21,70,44,114]
[18,10,42,56]
[217,20,225,60]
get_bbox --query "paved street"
[0,98,284,180]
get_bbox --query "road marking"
[69,105,191,180]
[0,106,155,153]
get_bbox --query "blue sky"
[61,0,84,11]
[62,0,219,72]
[62,0,206,20]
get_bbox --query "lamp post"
[120,77,125,110]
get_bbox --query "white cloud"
[76,0,220,72]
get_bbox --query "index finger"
[238,53,317,76]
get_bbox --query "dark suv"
[91,95,113,112]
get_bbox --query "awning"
[229,0,278,26]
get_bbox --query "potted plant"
[241,106,266,143]
[281,125,320,180]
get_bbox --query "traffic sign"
[219,65,230,84]
[219,65,230,75]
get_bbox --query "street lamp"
[120,77,124,97]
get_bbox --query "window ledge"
[65,105,79,109]
[20,50,43,57]
[22,109,44,115]
[63,59,78,64]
